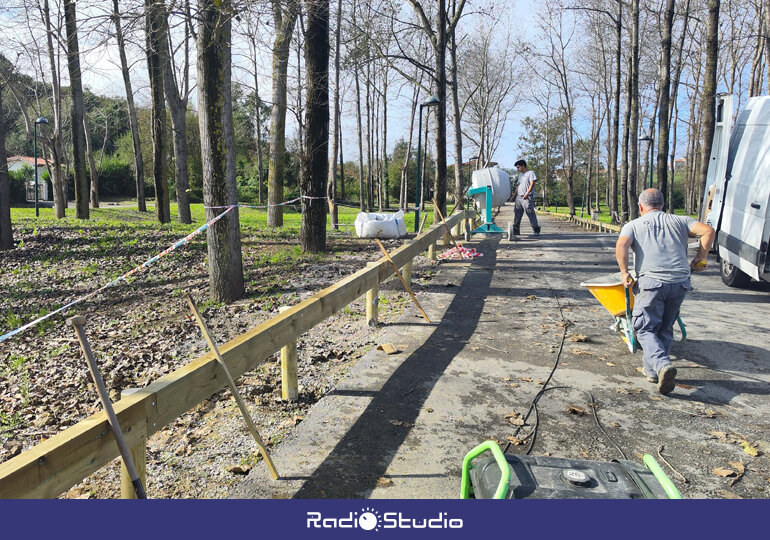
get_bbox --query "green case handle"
[643,454,683,499]
[460,441,511,499]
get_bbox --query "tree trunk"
[326,0,342,228]
[301,0,329,254]
[449,1,463,207]
[146,0,170,223]
[697,0,721,217]
[112,0,146,212]
[382,71,389,209]
[63,0,89,220]
[161,6,192,224]
[83,115,99,208]
[0,83,12,250]
[627,0,640,220]
[610,2,622,223]
[267,0,299,227]
[354,63,365,211]
[400,79,420,212]
[433,1,448,221]
[656,0,675,202]
[198,0,244,301]
[43,0,67,218]
[339,120,345,202]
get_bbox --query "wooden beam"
[0,211,469,498]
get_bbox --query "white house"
[6,156,51,202]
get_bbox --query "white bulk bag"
[354,210,407,239]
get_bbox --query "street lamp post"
[579,161,588,218]
[414,95,440,232]
[33,117,49,217]
[639,135,654,189]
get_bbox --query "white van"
[701,94,770,287]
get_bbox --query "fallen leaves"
[712,467,735,477]
[707,431,763,456]
[568,333,589,343]
[504,411,526,426]
[566,405,585,416]
[376,477,394,487]
[570,349,591,356]
[506,435,525,446]
[376,343,399,355]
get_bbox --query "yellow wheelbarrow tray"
[580,273,638,352]
[580,273,686,353]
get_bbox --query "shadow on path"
[291,239,499,498]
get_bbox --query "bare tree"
[656,0,676,203]
[267,0,300,228]
[63,0,88,219]
[406,0,467,220]
[198,0,244,301]
[301,0,329,253]
[161,0,193,224]
[112,0,146,212]
[0,82,12,250]
[697,0,721,217]
[326,0,342,228]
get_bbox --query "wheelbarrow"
[580,273,686,353]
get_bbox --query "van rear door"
[702,94,733,226]
[718,96,770,280]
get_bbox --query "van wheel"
[721,259,751,287]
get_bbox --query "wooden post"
[366,264,379,327]
[120,388,146,499]
[281,342,298,401]
[428,242,436,260]
[277,306,299,401]
[402,260,412,287]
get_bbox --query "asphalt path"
[232,205,770,499]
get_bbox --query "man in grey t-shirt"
[615,188,714,395]
[509,159,541,235]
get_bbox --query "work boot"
[642,367,658,383]
[513,228,520,236]
[533,227,541,235]
[657,365,677,395]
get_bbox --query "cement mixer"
[468,167,511,235]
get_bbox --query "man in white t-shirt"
[509,159,540,235]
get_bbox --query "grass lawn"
[539,205,698,223]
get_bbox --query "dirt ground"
[0,215,438,498]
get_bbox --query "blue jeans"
[632,277,692,375]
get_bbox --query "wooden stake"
[375,239,431,323]
[67,316,148,499]
[185,293,280,479]
[432,199,461,251]
[418,212,429,235]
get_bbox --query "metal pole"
[580,164,587,218]
[34,123,39,217]
[414,105,423,232]
[648,143,654,189]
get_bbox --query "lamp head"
[421,95,440,107]
[35,117,49,125]
[469,155,479,161]
[639,135,652,142]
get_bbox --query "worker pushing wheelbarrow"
[585,188,715,395]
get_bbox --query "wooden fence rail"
[0,210,469,498]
